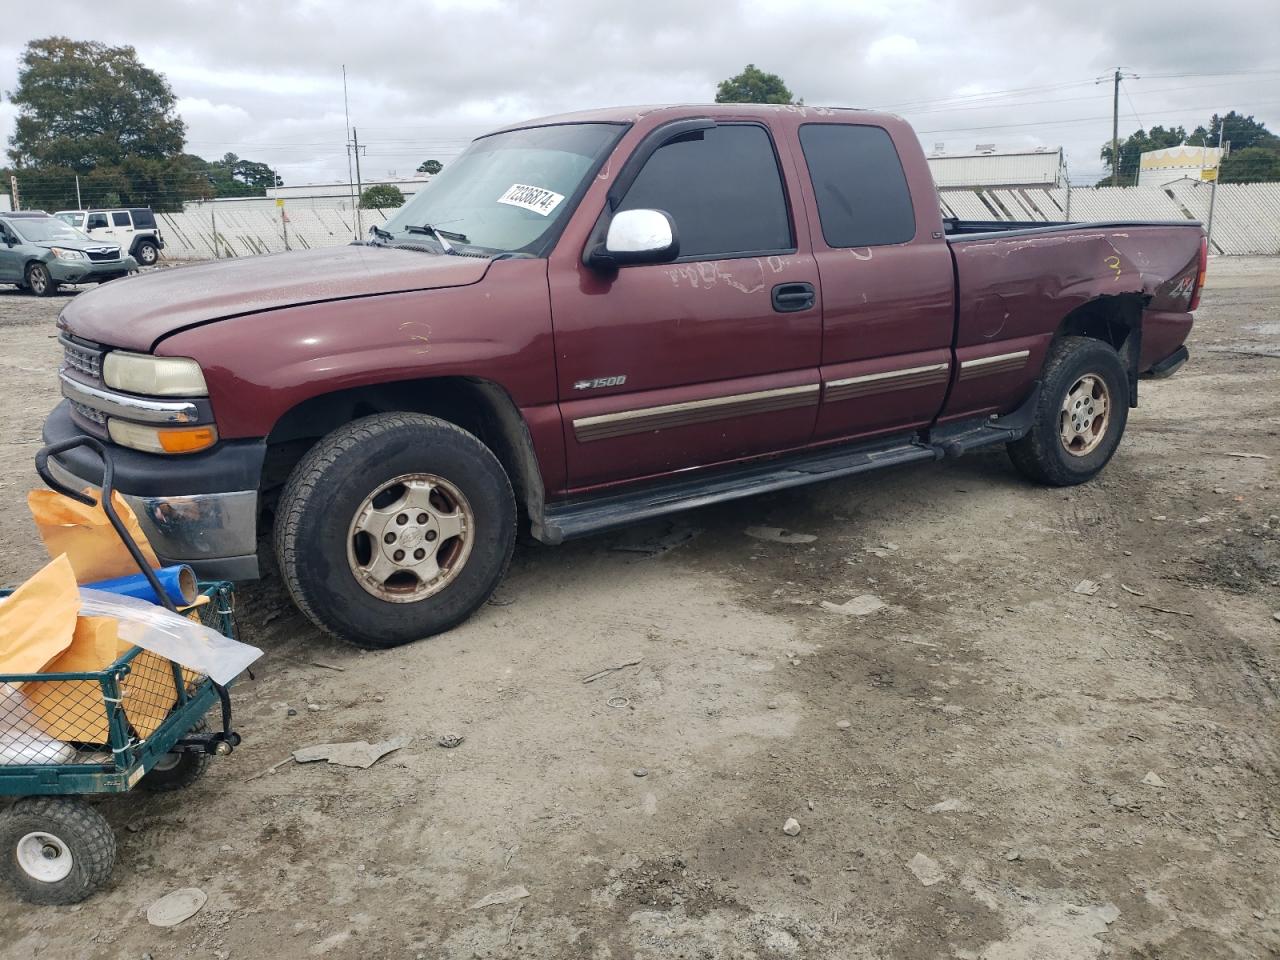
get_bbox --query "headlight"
[103,351,208,396]
[108,420,218,455]
[50,247,86,261]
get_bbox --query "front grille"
[68,398,108,426]
[60,335,104,380]
[85,247,120,262]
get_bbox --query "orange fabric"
[0,555,78,675]
[27,488,160,584]
[24,617,121,743]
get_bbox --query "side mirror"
[588,209,678,269]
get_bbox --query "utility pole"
[75,175,82,209]
[1205,119,1225,253]
[1098,68,1138,187]
[8,176,19,211]
[342,64,359,241]
[349,127,366,239]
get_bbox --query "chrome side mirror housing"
[588,208,679,269]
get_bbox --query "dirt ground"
[0,258,1277,960]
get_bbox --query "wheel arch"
[262,376,548,536]
[1053,293,1147,406]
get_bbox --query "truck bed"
[944,218,1202,241]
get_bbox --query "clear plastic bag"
[78,589,262,685]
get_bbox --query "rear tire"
[274,413,516,648]
[134,240,159,266]
[0,797,115,905]
[1008,336,1129,486]
[25,263,56,297]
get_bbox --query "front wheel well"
[260,377,545,533]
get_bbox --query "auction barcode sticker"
[497,183,565,216]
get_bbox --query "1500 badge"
[573,375,627,390]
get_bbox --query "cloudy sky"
[2,0,1278,188]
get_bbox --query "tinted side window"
[130,208,156,228]
[111,211,131,227]
[86,214,109,229]
[799,124,915,247]
[619,124,792,260]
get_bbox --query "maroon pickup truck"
[46,104,1206,647]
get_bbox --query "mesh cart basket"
[0,437,243,904]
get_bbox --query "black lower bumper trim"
[1145,345,1189,379]
[43,400,266,497]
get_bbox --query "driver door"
[549,122,821,490]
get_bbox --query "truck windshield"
[380,122,623,256]
[9,218,89,243]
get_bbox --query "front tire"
[274,413,516,648]
[25,263,56,297]
[0,797,116,905]
[1008,336,1129,486]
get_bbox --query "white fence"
[938,181,1280,256]
[156,181,1280,262]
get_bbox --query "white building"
[1138,145,1224,187]
[183,175,433,214]
[927,147,1066,190]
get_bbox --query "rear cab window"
[618,123,793,261]
[111,211,131,227]
[798,124,916,247]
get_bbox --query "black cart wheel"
[138,720,211,793]
[0,797,116,905]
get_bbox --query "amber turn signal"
[158,425,218,454]
[108,419,218,455]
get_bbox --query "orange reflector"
[157,425,218,454]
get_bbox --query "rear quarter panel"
[946,224,1204,419]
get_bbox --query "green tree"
[1219,146,1280,183]
[715,64,796,105]
[6,36,185,170]
[1098,125,1186,186]
[1192,111,1280,153]
[203,153,282,197]
[360,183,405,208]
[416,159,443,175]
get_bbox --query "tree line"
[2,37,283,212]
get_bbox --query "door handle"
[772,282,815,313]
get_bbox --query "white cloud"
[866,34,921,65]
[0,0,1277,187]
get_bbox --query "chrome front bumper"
[45,456,260,580]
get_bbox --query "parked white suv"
[53,208,165,266]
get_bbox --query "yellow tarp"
[0,555,78,675]
[27,488,160,584]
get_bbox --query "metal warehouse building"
[926,147,1066,190]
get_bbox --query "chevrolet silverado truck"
[45,104,1206,648]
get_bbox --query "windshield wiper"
[402,223,468,254]
[368,224,393,244]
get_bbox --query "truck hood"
[58,244,492,351]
